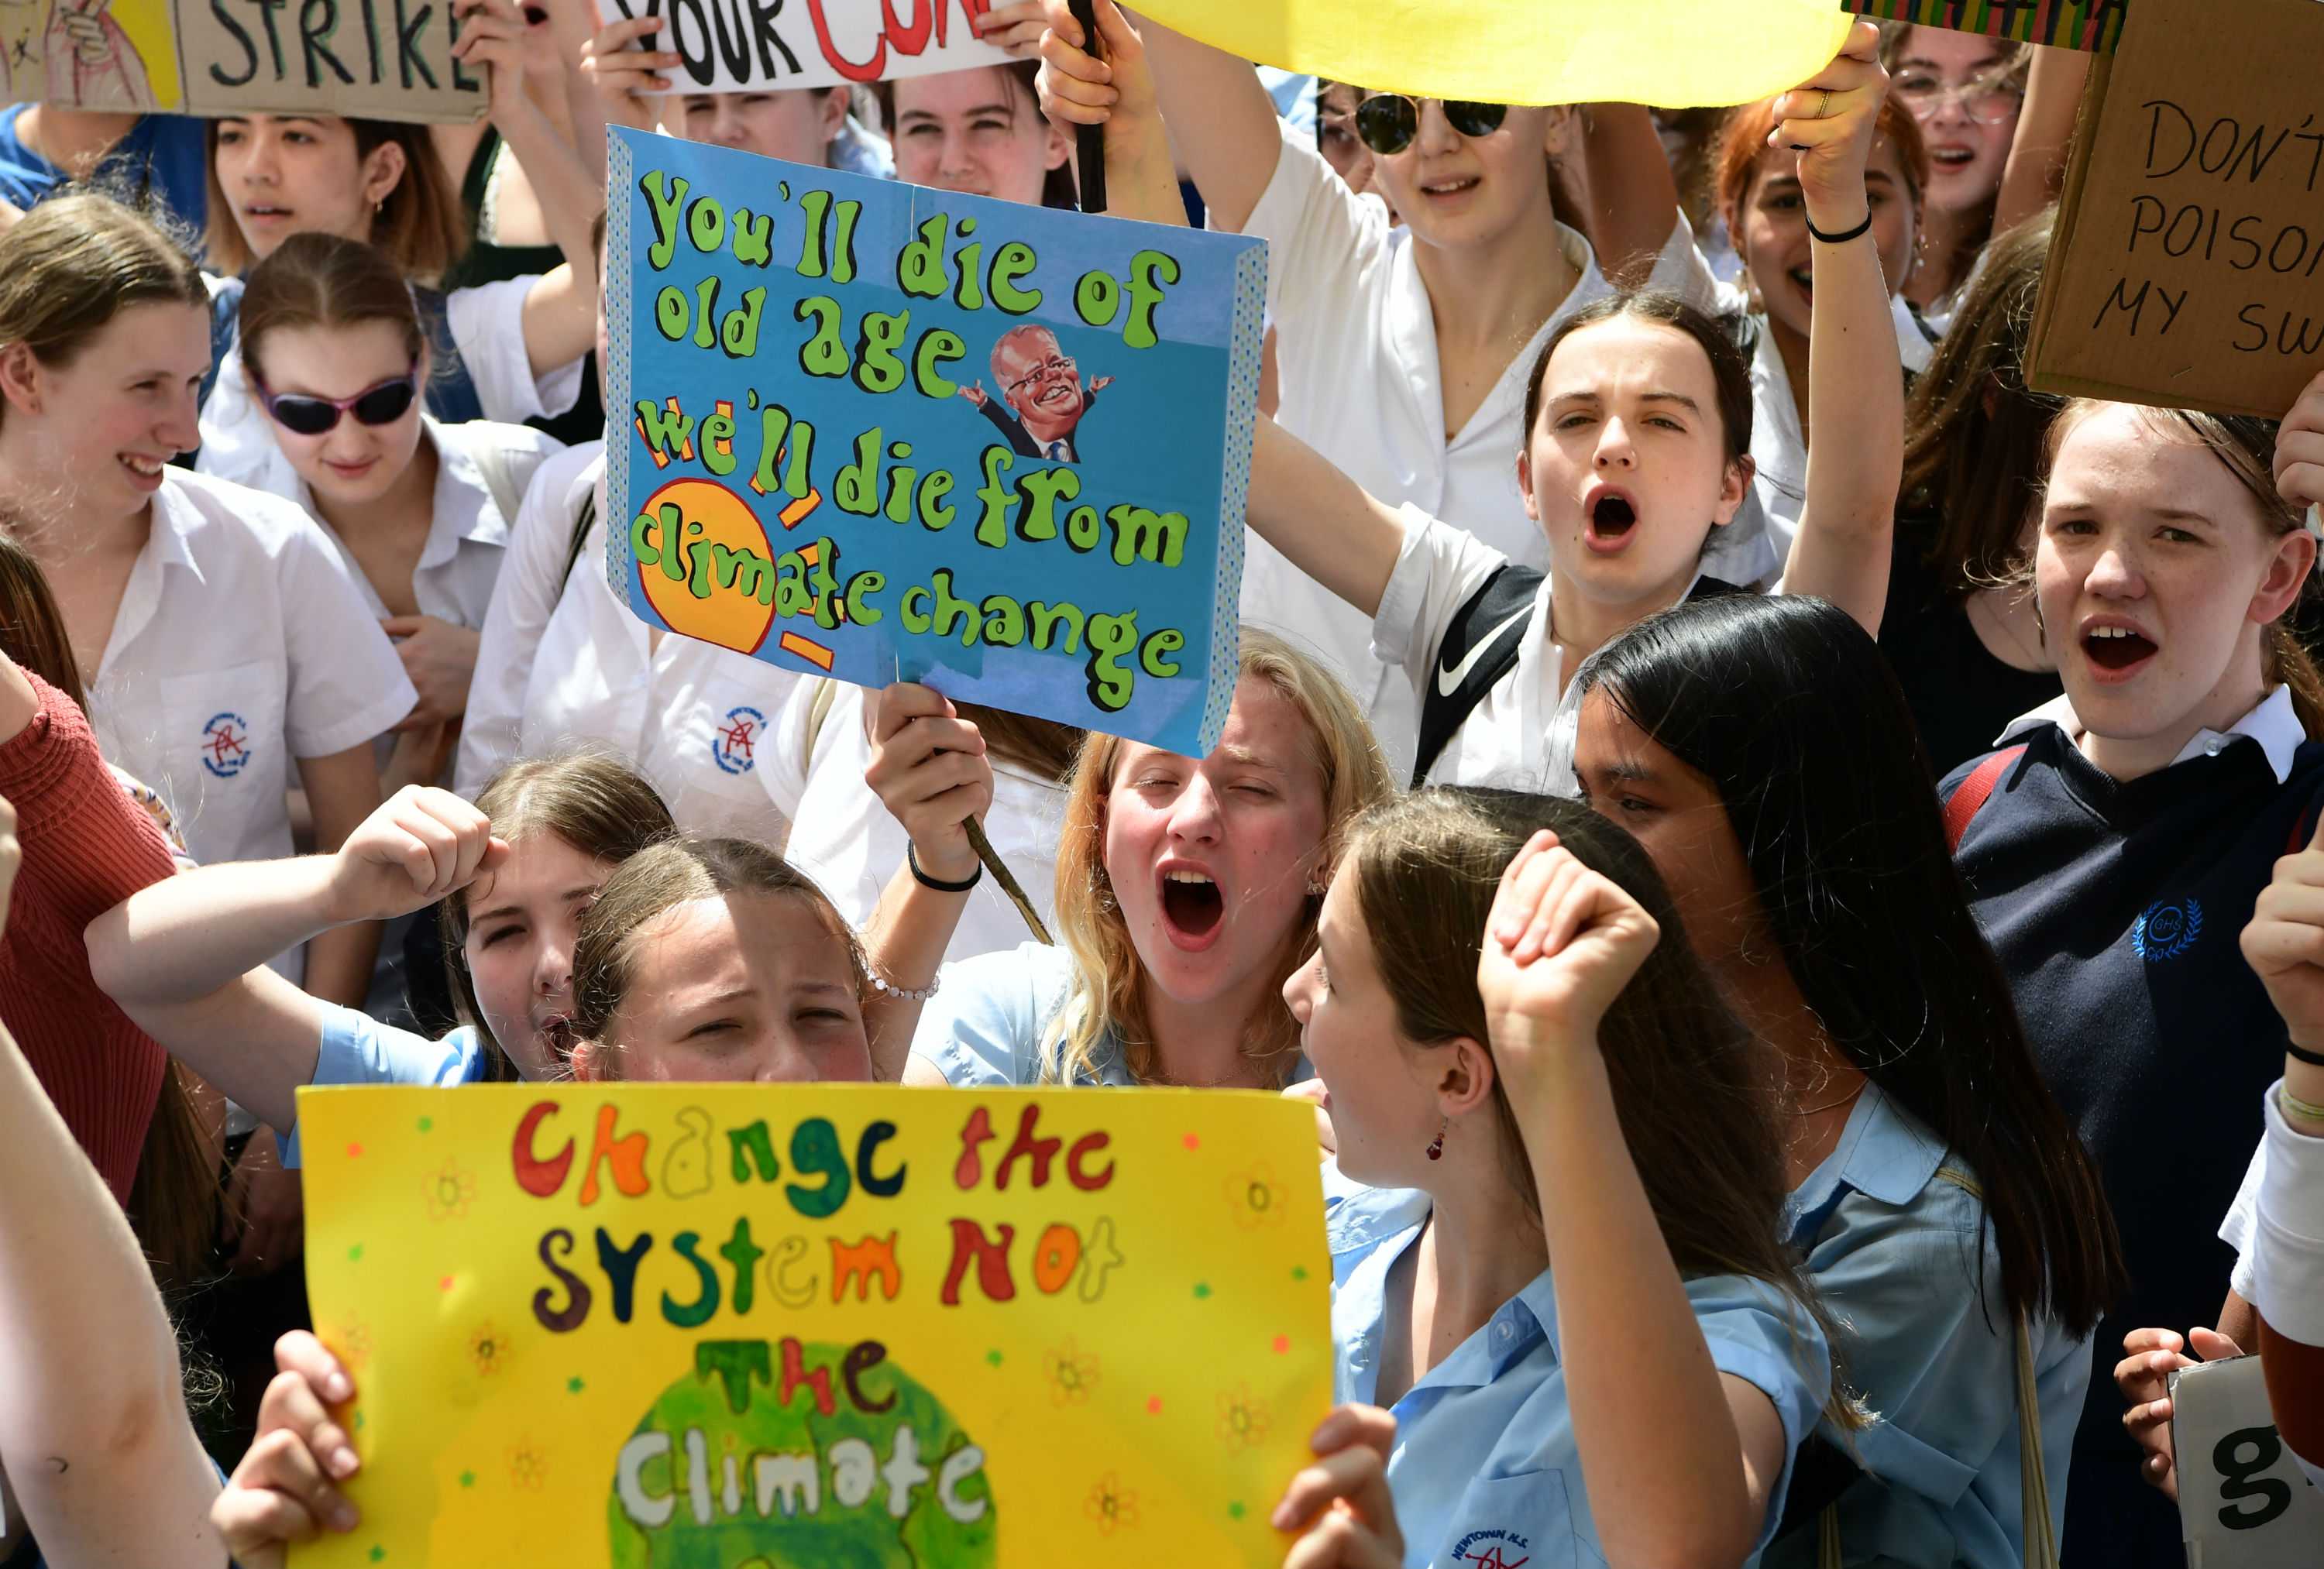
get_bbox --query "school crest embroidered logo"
[2131,898,2203,962]
[711,705,765,776]
[200,711,253,779]
[1452,1528,1531,1568]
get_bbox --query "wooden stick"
[965,815,1053,945]
[1070,0,1107,214]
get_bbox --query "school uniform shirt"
[758,682,1067,964]
[295,419,561,631]
[1327,1183,1830,1568]
[1718,290,1938,574]
[85,467,414,887]
[1373,505,1757,790]
[2218,1085,2324,1488]
[1947,685,2324,1569]
[454,447,797,840]
[278,1004,493,1168]
[1236,116,1719,776]
[194,274,586,502]
[909,941,1313,1089]
[1765,1085,2087,1569]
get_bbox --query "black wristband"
[1806,211,1874,245]
[908,841,984,894]
[2288,1039,2324,1068]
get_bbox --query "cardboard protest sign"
[292,1083,1333,1567]
[2169,1354,2324,1566]
[603,126,1260,757]
[2027,0,2324,419]
[593,0,1012,96]
[1126,0,1853,108]
[1841,1,2125,53]
[2,0,484,118]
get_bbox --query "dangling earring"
[2033,596,2048,650]
[1425,1118,1446,1161]
[373,198,385,216]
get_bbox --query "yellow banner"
[1132,0,1856,108]
[292,1084,1332,1567]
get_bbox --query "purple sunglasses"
[252,360,421,436]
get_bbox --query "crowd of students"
[1,1,2321,1565]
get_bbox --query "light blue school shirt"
[277,1004,493,1167]
[1769,1086,2092,1569]
[1329,1182,1831,1569]
[907,941,1312,1089]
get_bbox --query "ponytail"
[2267,621,2324,740]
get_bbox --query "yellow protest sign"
[1129,0,1856,108]
[292,1084,1332,1567]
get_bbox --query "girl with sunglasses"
[237,232,565,792]
[195,0,600,503]
[1037,0,1714,776]
[0,191,411,1007]
[1942,373,2324,1569]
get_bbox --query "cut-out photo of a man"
[954,324,1113,464]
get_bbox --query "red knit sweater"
[0,671,174,1205]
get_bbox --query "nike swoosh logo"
[1435,605,1532,697]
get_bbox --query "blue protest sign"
[603,126,1264,755]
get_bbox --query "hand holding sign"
[580,12,677,129]
[212,1331,363,1568]
[1765,20,1890,232]
[865,681,995,886]
[2116,1324,2247,1499]
[2241,805,2324,1057]
[1037,0,1157,132]
[2274,369,2324,517]
[975,0,1051,60]
[1274,1406,1405,1569]
[325,785,510,928]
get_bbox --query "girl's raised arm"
[0,805,222,1567]
[1036,0,1192,229]
[1780,22,1906,634]
[1484,833,1798,1567]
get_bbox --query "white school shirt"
[295,418,562,632]
[1721,285,1937,574]
[88,470,416,976]
[456,446,799,840]
[1237,118,1719,775]
[2219,1086,2324,1489]
[759,681,1067,963]
[195,273,586,503]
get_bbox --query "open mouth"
[1035,382,1075,407]
[1583,489,1639,552]
[1787,264,1813,300]
[2082,624,2157,674]
[1419,176,1480,198]
[541,1015,577,1060]
[1930,145,1976,169]
[522,4,550,23]
[1158,867,1225,945]
[119,453,165,483]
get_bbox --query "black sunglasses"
[253,363,420,436]
[1353,94,1508,156]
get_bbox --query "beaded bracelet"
[868,970,940,1004]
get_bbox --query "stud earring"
[1425,1118,1446,1161]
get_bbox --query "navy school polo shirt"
[1946,716,2324,1569]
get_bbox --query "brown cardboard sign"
[2,0,484,121]
[2028,0,2324,419]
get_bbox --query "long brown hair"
[239,232,426,390]
[2044,400,2324,738]
[567,836,868,1071]
[0,527,219,1286]
[1899,211,2058,598]
[0,191,208,434]
[204,116,466,279]
[1043,627,1394,1086]
[437,752,678,1069]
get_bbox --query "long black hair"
[1582,593,2124,1335]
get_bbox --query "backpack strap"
[1410,561,1542,789]
[464,431,525,528]
[559,489,599,593]
[1942,743,2027,854]
[198,275,246,415]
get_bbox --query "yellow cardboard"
[1128,0,1855,108]
[291,1083,1333,1567]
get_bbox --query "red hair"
[1713,94,1930,231]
